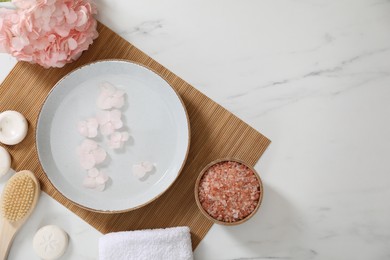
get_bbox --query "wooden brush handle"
[0,218,17,260]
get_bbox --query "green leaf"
[0,0,12,2]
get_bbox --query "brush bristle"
[1,173,36,222]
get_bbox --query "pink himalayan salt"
[198,161,260,223]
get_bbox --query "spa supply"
[83,168,110,191]
[99,226,193,260]
[77,139,107,170]
[97,82,126,109]
[133,161,154,179]
[78,118,99,138]
[33,225,69,260]
[0,110,28,145]
[0,0,98,68]
[0,170,40,259]
[97,109,124,136]
[195,159,263,225]
[0,146,11,178]
[76,81,130,191]
[108,131,129,149]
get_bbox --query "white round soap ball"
[0,110,28,145]
[0,146,11,178]
[33,225,69,260]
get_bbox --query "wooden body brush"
[0,170,40,259]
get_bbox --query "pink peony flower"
[78,117,98,138]
[0,8,19,52]
[83,167,109,191]
[12,0,37,9]
[97,82,126,110]
[108,131,129,149]
[97,109,123,136]
[0,0,99,68]
[77,139,106,170]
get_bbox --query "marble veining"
[123,20,164,36]
[228,47,390,114]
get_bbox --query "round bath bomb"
[33,225,69,260]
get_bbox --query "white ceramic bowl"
[36,60,190,213]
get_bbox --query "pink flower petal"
[88,168,100,178]
[54,26,70,37]
[111,109,122,120]
[92,147,106,164]
[113,89,125,97]
[68,37,78,51]
[77,121,89,137]
[76,9,88,27]
[112,120,123,129]
[110,132,122,142]
[108,137,120,149]
[80,139,98,151]
[97,82,125,110]
[88,128,98,138]
[11,36,29,52]
[12,0,36,9]
[133,164,147,179]
[100,82,116,95]
[108,131,129,149]
[95,183,106,192]
[111,97,125,109]
[86,118,98,138]
[83,176,97,189]
[80,154,95,170]
[141,161,154,172]
[96,173,109,185]
[78,139,105,169]
[97,111,110,125]
[87,118,98,128]
[108,142,120,149]
[98,110,123,135]
[121,132,130,142]
[78,118,98,138]
[97,94,112,110]
[66,10,78,24]
[100,123,115,136]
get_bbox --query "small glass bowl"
[194,158,263,226]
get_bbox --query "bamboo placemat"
[0,22,270,249]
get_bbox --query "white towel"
[99,226,194,260]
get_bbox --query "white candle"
[0,111,28,145]
[0,146,11,177]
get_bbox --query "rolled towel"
[99,226,193,260]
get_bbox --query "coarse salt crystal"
[198,161,261,223]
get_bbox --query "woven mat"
[0,22,270,249]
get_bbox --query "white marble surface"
[1,0,390,259]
